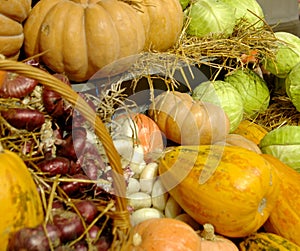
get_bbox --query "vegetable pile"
[2,0,300,250]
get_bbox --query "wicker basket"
[0,59,132,250]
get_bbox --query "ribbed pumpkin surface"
[0,0,31,59]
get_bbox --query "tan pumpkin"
[262,153,300,246]
[148,91,230,145]
[24,0,146,82]
[23,0,183,82]
[136,0,183,51]
[158,145,280,237]
[0,0,31,59]
[0,144,44,250]
[130,218,202,251]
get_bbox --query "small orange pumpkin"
[200,223,239,251]
[0,144,44,250]
[130,218,202,251]
[148,91,230,145]
[262,153,300,246]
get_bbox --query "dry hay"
[255,93,300,131]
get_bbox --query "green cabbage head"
[185,0,236,38]
[224,68,270,118]
[263,32,300,78]
[192,80,244,132]
[220,0,264,27]
[259,125,300,172]
[285,62,300,111]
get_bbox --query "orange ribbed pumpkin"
[0,0,31,59]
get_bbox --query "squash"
[130,218,202,251]
[23,0,183,82]
[0,0,32,59]
[148,91,230,145]
[261,153,300,246]
[0,144,44,250]
[232,119,268,145]
[215,133,262,154]
[158,145,280,237]
[200,223,239,251]
[239,232,300,251]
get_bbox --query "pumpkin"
[0,144,44,250]
[158,145,280,237]
[261,153,300,246]
[23,0,183,82]
[0,0,32,59]
[148,91,230,145]
[136,0,183,51]
[239,232,300,251]
[200,223,239,251]
[232,119,268,145]
[215,133,262,154]
[130,218,202,251]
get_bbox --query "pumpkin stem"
[132,232,142,246]
[200,223,216,241]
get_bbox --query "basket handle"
[0,59,130,230]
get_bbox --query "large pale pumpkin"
[0,146,44,250]
[158,145,280,237]
[0,0,31,59]
[262,153,300,246]
[23,0,183,82]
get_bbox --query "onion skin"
[60,174,92,197]
[0,71,38,98]
[36,156,70,176]
[74,200,99,224]
[1,108,45,131]
[42,73,72,119]
[53,210,85,243]
[57,127,87,161]
[7,223,62,251]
